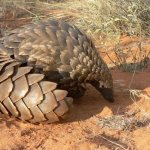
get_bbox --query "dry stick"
[141,46,148,71]
[128,42,149,117]
[128,58,137,89]
[146,50,150,58]
[87,134,128,150]
[98,135,127,150]
[127,45,141,114]
[105,52,120,69]
[137,42,142,69]
[128,39,149,88]
[14,4,38,18]
[130,41,141,71]
[114,47,123,68]
[0,16,45,21]
[129,47,137,63]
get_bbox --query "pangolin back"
[0,19,114,123]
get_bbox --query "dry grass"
[98,113,150,131]
[42,0,150,39]
[1,0,149,34]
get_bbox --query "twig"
[105,52,120,69]
[128,57,137,89]
[99,135,127,150]
[87,132,128,150]
[14,4,38,17]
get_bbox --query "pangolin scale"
[0,19,114,123]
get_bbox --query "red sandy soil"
[0,19,150,149]
[0,68,149,150]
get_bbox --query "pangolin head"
[90,64,114,102]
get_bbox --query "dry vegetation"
[0,0,149,71]
[0,0,150,149]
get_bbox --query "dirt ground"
[0,20,150,149]
[0,67,150,150]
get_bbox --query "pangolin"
[0,19,114,123]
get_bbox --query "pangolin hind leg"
[0,55,73,124]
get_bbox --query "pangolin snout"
[90,80,114,102]
[99,88,114,102]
